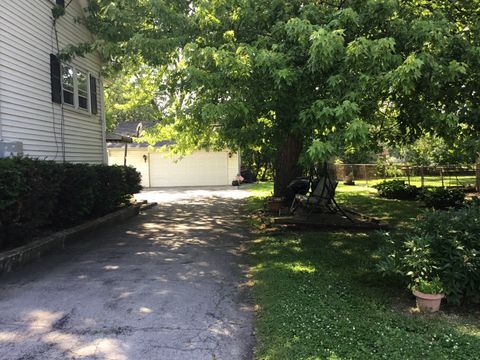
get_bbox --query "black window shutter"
[56,0,65,7]
[50,54,62,104]
[90,75,98,114]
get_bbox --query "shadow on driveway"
[0,188,254,360]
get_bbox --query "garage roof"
[105,132,133,143]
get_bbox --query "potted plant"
[412,277,444,313]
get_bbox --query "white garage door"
[150,151,229,187]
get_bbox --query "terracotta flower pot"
[413,290,444,313]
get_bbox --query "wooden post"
[421,166,425,188]
[364,164,368,186]
[440,167,444,188]
[123,142,128,166]
[476,156,480,192]
[407,165,411,185]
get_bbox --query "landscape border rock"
[0,202,157,274]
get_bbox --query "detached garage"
[107,122,240,188]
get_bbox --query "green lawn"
[247,182,480,360]
[355,175,476,188]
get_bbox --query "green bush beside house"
[0,158,142,251]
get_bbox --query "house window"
[77,70,89,110]
[62,65,75,106]
[51,54,96,113]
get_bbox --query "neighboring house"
[0,0,106,163]
[108,122,240,188]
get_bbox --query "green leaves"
[307,140,335,162]
[308,28,345,72]
[389,54,424,95]
[285,18,316,46]
[104,63,161,130]
[85,0,480,191]
[344,118,369,146]
[346,37,397,73]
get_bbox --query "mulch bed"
[262,206,388,232]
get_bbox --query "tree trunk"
[253,163,261,181]
[273,133,303,197]
[260,165,268,182]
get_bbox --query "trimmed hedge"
[56,164,99,225]
[0,158,142,250]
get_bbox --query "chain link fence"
[331,164,477,188]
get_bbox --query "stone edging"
[0,202,157,274]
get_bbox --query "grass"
[243,182,274,213]
[355,175,476,188]
[247,182,480,360]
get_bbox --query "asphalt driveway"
[0,186,254,360]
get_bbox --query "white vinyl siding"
[0,0,105,163]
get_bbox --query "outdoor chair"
[290,176,338,214]
[291,175,355,222]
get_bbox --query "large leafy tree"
[103,64,162,131]
[85,0,480,195]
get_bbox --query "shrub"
[0,158,64,249]
[91,165,129,216]
[420,187,465,209]
[18,159,64,228]
[0,158,32,249]
[123,166,143,195]
[373,180,419,200]
[0,158,141,250]
[375,162,404,178]
[377,204,480,304]
[0,158,29,226]
[54,164,98,226]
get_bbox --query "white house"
[108,122,240,188]
[0,0,106,163]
